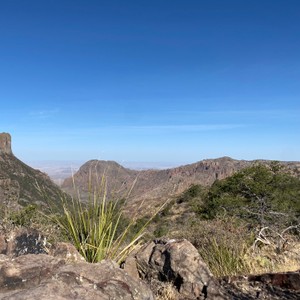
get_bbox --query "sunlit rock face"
[0,132,12,155]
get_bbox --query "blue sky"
[1,0,300,165]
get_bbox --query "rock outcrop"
[0,133,66,208]
[0,229,154,300]
[0,133,12,156]
[124,238,300,300]
[0,255,154,300]
[126,238,224,299]
[0,228,47,257]
[0,230,299,300]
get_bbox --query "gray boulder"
[132,238,224,299]
[0,254,154,299]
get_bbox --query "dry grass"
[154,282,179,300]
[170,214,300,277]
[198,236,250,277]
[245,239,300,274]
[171,216,251,277]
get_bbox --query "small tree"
[199,163,300,231]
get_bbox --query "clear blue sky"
[1,0,300,164]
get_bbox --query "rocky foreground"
[0,228,299,299]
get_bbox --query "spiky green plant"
[51,175,162,264]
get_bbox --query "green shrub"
[176,184,204,204]
[199,163,300,229]
[8,204,38,227]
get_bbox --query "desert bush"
[0,202,65,246]
[246,236,300,274]
[176,184,204,204]
[199,163,300,231]
[5,204,38,227]
[246,224,300,273]
[170,216,251,277]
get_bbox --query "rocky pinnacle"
[0,132,13,155]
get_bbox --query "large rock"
[133,238,224,299]
[49,242,86,263]
[0,229,154,299]
[0,254,154,299]
[1,228,48,257]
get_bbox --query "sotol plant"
[49,175,163,264]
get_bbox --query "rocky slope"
[0,133,65,209]
[0,228,299,299]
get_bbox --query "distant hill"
[0,133,65,210]
[61,159,139,200]
[61,156,300,213]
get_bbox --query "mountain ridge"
[61,157,300,213]
[2,132,300,213]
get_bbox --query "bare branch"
[269,211,289,217]
[281,224,300,236]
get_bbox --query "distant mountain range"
[1,132,300,213]
[61,157,300,213]
[28,161,182,185]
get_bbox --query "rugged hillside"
[62,156,300,213]
[61,157,245,202]
[62,159,139,199]
[0,133,65,209]
[130,156,251,202]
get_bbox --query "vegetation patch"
[150,163,300,276]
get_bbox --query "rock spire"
[0,132,12,155]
